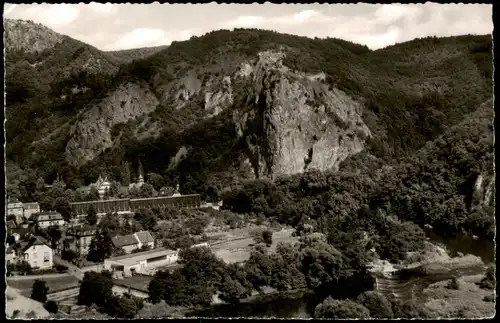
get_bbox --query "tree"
[140,183,154,198]
[53,196,72,221]
[357,291,393,318]
[122,162,131,186]
[47,225,62,251]
[314,297,370,319]
[31,279,49,303]
[87,229,114,263]
[86,205,98,225]
[134,208,157,232]
[262,230,273,246]
[108,295,138,318]
[147,172,165,191]
[78,270,114,307]
[61,249,79,263]
[44,300,58,313]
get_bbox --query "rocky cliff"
[4,19,65,53]
[65,83,159,166]
[232,50,371,178]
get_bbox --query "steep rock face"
[204,76,234,117]
[233,50,371,178]
[65,83,159,167]
[4,19,65,53]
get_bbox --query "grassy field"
[7,275,80,297]
[213,228,298,263]
[421,275,495,319]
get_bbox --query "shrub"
[314,296,370,319]
[446,277,461,290]
[357,290,393,318]
[44,300,59,313]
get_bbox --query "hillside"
[4,22,492,202]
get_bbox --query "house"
[112,231,155,254]
[6,245,17,264]
[7,202,24,224]
[104,247,178,277]
[23,202,40,219]
[65,224,97,255]
[35,211,65,228]
[21,238,53,269]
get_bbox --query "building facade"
[70,194,202,216]
[7,202,24,224]
[22,239,53,269]
[36,212,65,228]
[23,202,41,220]
[104,248,179,277]
[65,224,97,255]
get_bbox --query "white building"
[36,212,66,228]
[23,202,41,219]
[21,238,53,269]
[104,248,178,277]
[112,231,155,254]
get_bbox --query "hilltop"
[4,20,492,202]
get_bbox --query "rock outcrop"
[233,50,371,178]
[65,83,159,167]
[4,19,65,53]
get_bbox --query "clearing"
[211,228,298,263]
[421,274,495,319]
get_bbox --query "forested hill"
[5,20,493,205]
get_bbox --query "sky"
[3,2,493,51]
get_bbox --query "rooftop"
[135,231,155,245]
[106,247,178,266]
[112,234,139,248]
[22,237,48,253]
[112,275,153,292]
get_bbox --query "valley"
[4,15,494,320]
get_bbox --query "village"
[5,167,297,317]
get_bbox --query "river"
[189,232,494,318]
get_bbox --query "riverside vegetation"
[5,21,494,319]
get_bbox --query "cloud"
[89,2,115,14]
[223,15,265,28]
[108,28,171,50]
[4,4,80,26]
[223,10,335,29]
[3,3,493,52]
[42,4,80,25]
[4,4,17,15]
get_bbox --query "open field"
[7,275,80,297]
[421,275,495,319]
[213,228,298,263]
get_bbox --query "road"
[36,235,84,281]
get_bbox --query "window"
[43,252,50,263]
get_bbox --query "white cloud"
[293,10,317,23]
[224,15,265,28]
[4,4,17,15]
[374,4,419,24]
[89,2,115,14]
[108,28,171,50]
[42,4,80,25]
